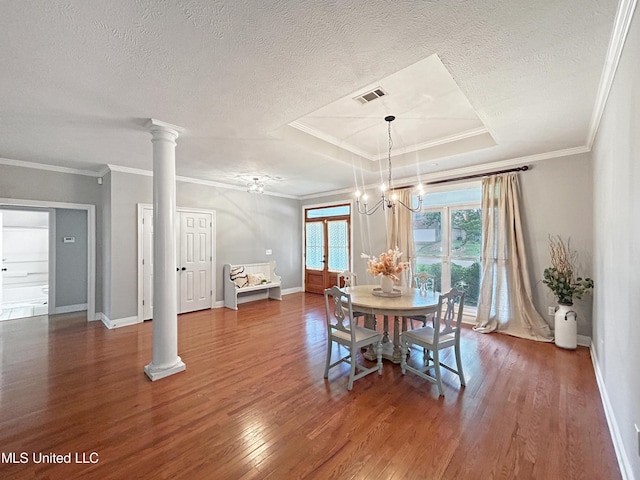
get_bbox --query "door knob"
[181,267,186,271]
[1,268,7,271]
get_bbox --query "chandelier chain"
[355,114,423,215]
[388,119,393,193]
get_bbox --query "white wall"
[0,209,49,305]
[591,6,640,478]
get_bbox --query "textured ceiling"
[0,1,618,197]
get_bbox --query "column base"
[144,358,186,381]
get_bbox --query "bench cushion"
[247,272,267,286]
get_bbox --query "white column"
[144,118,186,381]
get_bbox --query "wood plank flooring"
[0,293,621,479]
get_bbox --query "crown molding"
[300,145,590,200]
[106,164,298,199]
[0,157,102,177]
[586,0,638,148]
[107,164,153,177]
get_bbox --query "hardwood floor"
[0,293,620,479]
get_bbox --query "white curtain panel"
[474,174,552,341]
[386,189,416,287]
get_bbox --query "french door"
[304,205,351,294]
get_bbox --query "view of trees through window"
[413,194,482,308]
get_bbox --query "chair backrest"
[413,272,435,291]
[337,271,358,288]
[433,288,465,341]
[324,286,356,341]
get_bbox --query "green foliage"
[413,212,441,229]
[415,261,480,307]
[451,209,482,244]
[542,267,594,305]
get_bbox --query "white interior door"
[142,208,154,320]
[140,207,213,319]
[178,211,212,313]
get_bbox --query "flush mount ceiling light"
[247,177,265,194]
[355,115,424,215]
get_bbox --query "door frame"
[136,204,216,322]
[301,200,354,292]
[0,198,97,321]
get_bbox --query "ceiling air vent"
[353,87,387,105]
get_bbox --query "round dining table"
[344,285,440,363]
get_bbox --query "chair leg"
[376,340,383,375]
[433,349,444,396]
[347,347,357,391]
[455,344,466,386]
[324,339,332,378]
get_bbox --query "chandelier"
[355,115,424,215]
[247,177,265,194]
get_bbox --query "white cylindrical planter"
[554,304,577,349]
[380,275,394,294]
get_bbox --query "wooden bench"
[223,261,282,310]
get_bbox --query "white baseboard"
[282,287,303,295]
[100,313,140,330]
[55,303,87,314]
[577,334,591,347]
[590,342,635,480]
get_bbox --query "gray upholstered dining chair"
[336,271,366,325]
[400,287,466,396]
[324,286,382,391]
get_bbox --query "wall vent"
[353,87,387,104]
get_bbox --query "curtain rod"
[424,165,529,186]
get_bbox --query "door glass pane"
[306,205,350,219]
[450,208,482,307]
[305,222,324,270]
[413,211,442,292]
[327,220,348,272]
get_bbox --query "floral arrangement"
[361,247,409,281]
[542,235,594,305]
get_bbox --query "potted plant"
[542,236,594,349]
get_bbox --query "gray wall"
[303,156,594,336]
[0,164,103,313]
[105,170,302,320]
[107,171,151,320]
[519,153,594,336]
[591,8,640,478]
[55,209,88,307]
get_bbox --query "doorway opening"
[0,208,50,320]
[0,198,97,322]
[304,203,351,294]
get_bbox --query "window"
[413,186,481,310]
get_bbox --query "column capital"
[145,118,184,140]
